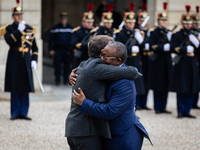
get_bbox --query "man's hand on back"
[72,88,86,105]
[69,68,78,86]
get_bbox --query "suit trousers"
[153,91,168,110]
[11,91,29,116]
[67,136,102,150]
[54,50,71,83]
[177,93,194,114]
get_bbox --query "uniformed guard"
[136,3,151,110]
[72,3,95,68]
[190,6,200,109]
[170,5,200,118]
[49,12,73,85]
[97,3,114,37]
[148,2,172,114]
[115,3,146,108]
[0,3,38,120]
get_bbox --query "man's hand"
[49,50,55,56]
[72,88,86,106]
[69,68,78,86]
[73,49,77,53]
[31,60,37,69]
[18,22,26,32]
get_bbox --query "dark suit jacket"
[65,56,140,139]
[80,64,152,149]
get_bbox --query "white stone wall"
[148,0,199,31]
[0,0,42,91]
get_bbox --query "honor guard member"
[0,4,38,120]
[49,12,73,85]
[115,3,146,108]
[190,6,200,109]
[72,4,95,68]
[170,5,200,118]
[136,3,151,110]
[97,3,114,37]
[148,2,172,114]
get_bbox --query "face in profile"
[125,22,135,30]
[83,21,94,29]
[182,23,192,30]
[100,45,118,66]
[12,14,22,24]
[104,22,112,29]
[158,19,167,28]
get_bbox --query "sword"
[33,68,45,93]
[141,16,150,28]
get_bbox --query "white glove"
[163,43,170,51]
[189,34,199,48]
[166,31,172,41]
[131,46,140,53]
[145,43,149,51]
[134,31,144,44]
[187,45,194,53]
[198,33,200,40]
[147,31,150,37]
[18,22,26,32]
[31,60,37,70]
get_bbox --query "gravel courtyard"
[0,85,200,150]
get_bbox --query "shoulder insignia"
[113,28,122,34]
[0,24,9,36]
[148,28,154,33]
[33,27,36,34]
[73,26,80,32]
[90,27,99,33]
[140,30,145,39]
[75,43,82,49]
[135,29,139,32]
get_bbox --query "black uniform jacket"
[147,27,172,92]
[4,22,38,93]
[49,23,73,51]
[169,29,200,93]
[115,27,145,95]
[97,26,114,37]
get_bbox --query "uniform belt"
[13,47,30,53]
[143,51,151,56]
[186,53,194,57]
[131,53,138,56]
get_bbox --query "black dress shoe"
[19,116,32,120]
[136,106,143,110]
[160,109,172,114]
[155,110,161,114]
[177,113,184,118]
[192,105,200,109]
[142,106,152,110]
[184,113,196,118]
[10,115,18,120]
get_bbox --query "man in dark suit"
[65,35,141,150]
[72,42,152,150]
[49,12,73,85]
[0,5,38,120]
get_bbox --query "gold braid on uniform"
[11,34,17,42]
[32,52,38,55]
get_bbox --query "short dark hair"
[88,35,114,57]
[107,41,127,63]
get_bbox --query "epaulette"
[0,24,9,36]
[135,28,140,32]
[73,26,80,32]
[148,28,154,33]
[90,26,99,33]
[113,28,122,34]
[140,30,145,39]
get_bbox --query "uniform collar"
[12,22,18,29]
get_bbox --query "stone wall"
[0,0,42,91]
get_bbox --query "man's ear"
[116,58,122,65]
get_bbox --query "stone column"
[0,0,42,91]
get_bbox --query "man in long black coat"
[170,11,200,118]
[1,6,38,120]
